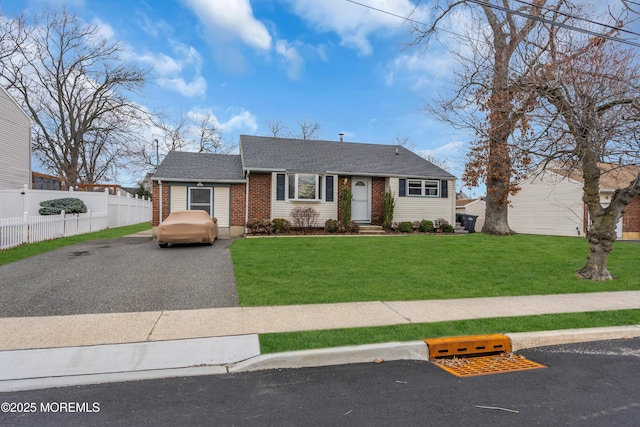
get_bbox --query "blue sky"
[3,0,626,194]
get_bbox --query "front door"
[351,177,371,222]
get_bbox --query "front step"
[358,225,386,235]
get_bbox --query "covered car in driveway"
[157,210,218,247]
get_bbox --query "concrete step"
[358,225,386,235]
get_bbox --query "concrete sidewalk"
[1,291,639,392]
[1,291,640,351]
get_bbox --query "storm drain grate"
[424,334,546,377]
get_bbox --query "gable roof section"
[151,151,245,183]
[240,135,455,179]
[548,163,639,192]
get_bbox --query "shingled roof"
[151,151,245,182]
[240,135,455,179]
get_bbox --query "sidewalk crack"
[381,301,412,323]
[146,311,164,341]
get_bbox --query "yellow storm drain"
[423,334,546,377]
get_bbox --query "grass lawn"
[231,234,640,306]
[0,222,151,266]
[259,309,640,353]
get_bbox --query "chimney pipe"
[339,132,344,142]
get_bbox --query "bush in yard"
[398,221,413,233]
[434,218,451,233]
[442,224,454,233]
[419,220,435,233]
[383,191,394,224]
[271,218,291,234]
[39,197,87,215]
[246,219,272,235]
[324,218,340,233]
[290,207,320,234]
[347,221,360,234]
[341,187,351,228]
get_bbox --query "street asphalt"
[0,236,238,317]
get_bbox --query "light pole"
[154,139,159,169]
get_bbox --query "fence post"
[88,209,92,232]
[61,209,66,237]
[22,211,28,245]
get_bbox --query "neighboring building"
[0,86,31,189]
[456,198,485,232]
[508,163,640,240]
[151,135,457,238]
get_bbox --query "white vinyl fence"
[0,185,151,250]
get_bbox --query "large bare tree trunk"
[577,213,617,280]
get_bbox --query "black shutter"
[276,173,285,200]
[399,178,406,197]
[440,180,448,198]
[326,176,334,202]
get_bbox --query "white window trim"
[407,179,439,197]
[287,173,323,202]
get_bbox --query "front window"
[189,187,212,215]
[407,179,439,197]
[288,174,321,200]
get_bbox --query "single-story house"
[455,198,485,232]
[0,86,31,189]
[151,135,457,238]
[508,163,640,240]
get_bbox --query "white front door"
[351,177,371,222]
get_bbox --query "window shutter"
[399,178,406,197]
[276,173,285,200]
[325,176,334,202]
[440,180,448,198]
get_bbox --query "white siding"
[213,186,230,227]
[270,173,338,224]
[0,87,31,189]
[509,171,584,237]
[390,177,455,224]
[170,186,187,212]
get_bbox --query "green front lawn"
[231,234,640,306]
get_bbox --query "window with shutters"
[406,179,439,197]
[285,173,323,201]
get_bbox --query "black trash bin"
[462,214,478,233]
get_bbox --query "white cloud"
[220,110,258,134]
[276,39,304,79]
[136,42,207,98]
[284,0,422,56]
[182,0,272,51]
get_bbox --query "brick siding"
[371,177,385,225]
[248,173,271,221]
[230,183,246,226]
[151,181,170,226]
[623,195,640,233]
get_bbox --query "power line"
[465,0,640,47]
[511,0,640,39]
[345,0,640,48]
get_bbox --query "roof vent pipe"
[339,132,344,142]
[395,147,399,155]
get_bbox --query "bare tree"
[412,0,566,235]
[527,33,640,280]
[194,112,236,154]
[0,9,150,187]
[296,118,322,140]
[264,119,291,138]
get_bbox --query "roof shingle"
[151,151,245,182]
[239,135,455,179]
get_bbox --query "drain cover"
[424,334,546,377]
[432,352,546,377]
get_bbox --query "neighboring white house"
[508,164,640,239]
[0,86,31,189]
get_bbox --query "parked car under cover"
[157,210,218,248]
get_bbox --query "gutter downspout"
[158,180,163,224]
[245,170,250,233]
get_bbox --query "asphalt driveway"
[0,236,239,317]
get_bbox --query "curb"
[1,326,639,392]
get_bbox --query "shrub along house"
[151,135,456,237]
